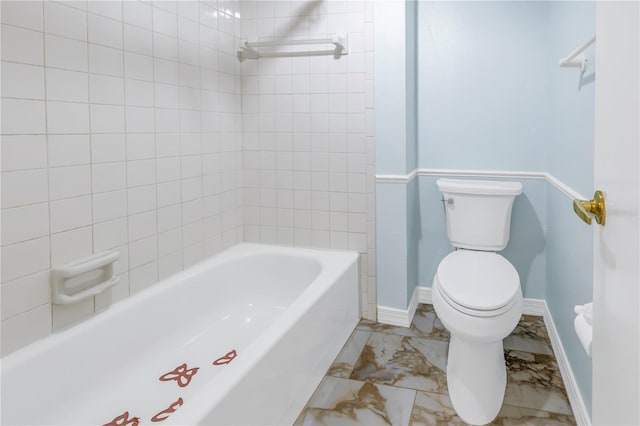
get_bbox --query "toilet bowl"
[432,250,522,425]
[433,178,524,425]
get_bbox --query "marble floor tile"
[504,315,554,356]
[356,306,450,341]
[298,305,576,426]
[409,391,465,426]
[295,376,416,426]
[489,404,577,426]
[504,350,573,415]
[350,332,448,393]
[327,329,371,379]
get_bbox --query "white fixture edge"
[375,168,587,201]
[377,288,589,425]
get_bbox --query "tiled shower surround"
[0,0,376,355]
[238,1,376,318]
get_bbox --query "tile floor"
[295,304,576,426]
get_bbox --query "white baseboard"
[543,302,591,426]
[377,287,589,425]
[523,297,546,316]
[376,286,419,327]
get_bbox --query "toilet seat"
[436,250,520,317]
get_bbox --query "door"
[592,2,639,425]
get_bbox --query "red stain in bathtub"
[212,349,238,365]
[103,411,140,426]
[159,363,199,388]
[151,397,184,422]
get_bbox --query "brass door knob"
[573,190,606,226]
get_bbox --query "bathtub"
[1,243,360,425]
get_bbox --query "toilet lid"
[437,251,520,311]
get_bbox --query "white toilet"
[432,178,524,425]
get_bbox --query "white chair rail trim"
[375,168,587,201]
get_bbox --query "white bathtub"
[1,244,360,425]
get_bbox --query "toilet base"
[446,336,507,425]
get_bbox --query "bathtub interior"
[1,244,359,426]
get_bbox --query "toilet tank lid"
[436,178,523,196]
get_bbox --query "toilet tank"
[437,178,523,251]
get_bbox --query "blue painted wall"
[417,1,551,172]
[545,1,596,415]
[547,2,596,197]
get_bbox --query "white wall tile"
[124,52,154,81]
[48,135,90,167]
[94,217,128,250]
[1,25,44,65]
[52,297,93,331]
[124,24,153,55]
[125,78,155,107]
[1,61,45,99]
[127,134,155,160]
[127,159,156,187]
[46,101,90,134]
[50,226,93,266]
[49,165,91,200]
[1,304,51,356]
[157,157,181,182]
[158,203,181,231]
[45,68,89,102]
[90,104,126,133]
[123,1,153,29]
[93,189,127,223]
[129,235,157,268]
[129,260,158,294]
[91,134,126,163]
[45,34,88,72]
[1,135,47,171]
[44,2,87,41]
[50,195,92,233]
[1,99,46,134]
[88,1,123,21]
[88,13,123,49]
[0,271,50,321]
[89,74,125,105]
[153,6,177,37]
[127,184,156,214]
[1,1,43,31]
[88,44,124,76]
[0,0,247,351]
[92,162,127,193]
[1,237,50,282]
[128,210,157,241]
[1,203,49,246]
[1,169,49,209]
[125,106,155,133]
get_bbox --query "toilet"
[432,178,524,425]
